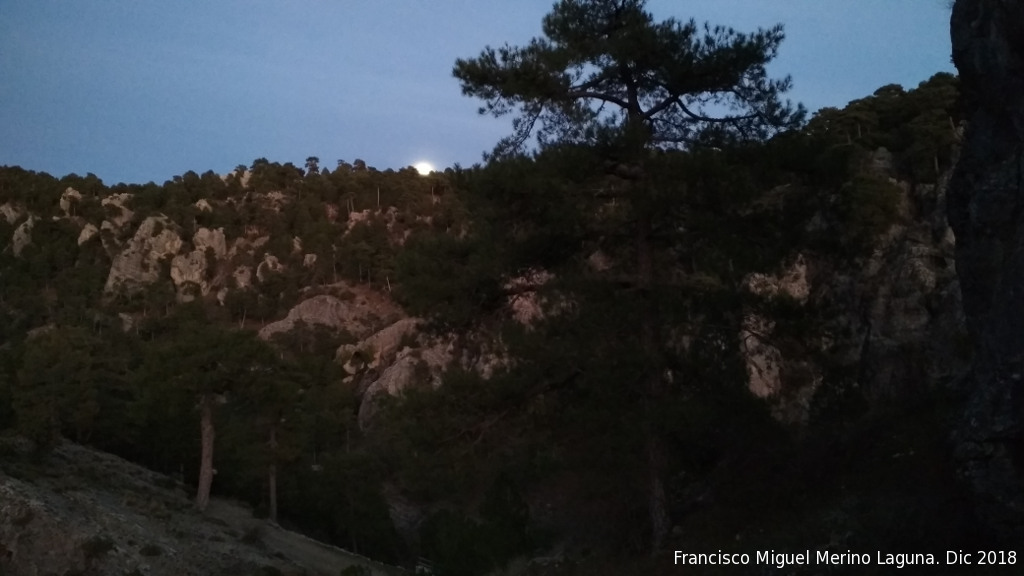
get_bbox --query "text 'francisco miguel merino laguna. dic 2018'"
[673,550,1018,569]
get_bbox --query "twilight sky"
[1,0,955,185]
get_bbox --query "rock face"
[101,193,134,230]
[741,255,816,423]
[0,202,23,224]
[170,250,209,301]
[193,227,227,258]
[258,292,398,342]
[11,216,34,256]
[948,0,1024,540]
[336,317,419,370]
[742,175,966,425]
[168,228,227,301]
[103,216,183,294]
[77,223,99,246]
[59,187,82,217]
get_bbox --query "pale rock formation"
[100,193,134,230]
[303,253,317,268]
[870,146,895,176]
[232,266,253,289]
[346,209,371,232]
[12,216,35,256]
[103,216,182,294]
[170,250,209,301]
[228,237,252,260]
[255,253,283,283]
[59,187,82,217]
[222,169,250,187]
[77,223,99,246]
[740,255,815,423]
[194,198,213,212]
[258,191,289,211]
[744,254,809,303]
[742,170,966,425]
[291,236,302,254]
[505,269,554,325]
[193,227,227,259]
[336,317,419,370]
[357,343,452,429]
[258,293,388,342]
[118,312,135,332]
[0,202,23,224]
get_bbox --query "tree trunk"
[196,393,216,512]
[268,424,278,524]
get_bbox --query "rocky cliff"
[949,0,1024,541]
[743,167,967,425]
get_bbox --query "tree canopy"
[454,0,805,157]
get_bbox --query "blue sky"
[1,0,954,185]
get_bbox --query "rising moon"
[413,162,434,175]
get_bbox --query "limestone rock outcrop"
[948,0,1024,540]
[336,317,419,370]
[0,202,23,224]
[100,193,134,230]
[256,254,283,283]
[170,250,209,300]
[11,216,35,257]
[103,216,182,294]
[258,291,398,342]
[77,223,99,246]
[193,227,227,259]
[741,255,815,423]
[357,341,452,429]
[166,228,228,300]
[232,265,253,289]
[741,174,966,424]
[59,187,81,217]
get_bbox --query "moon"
[413,161,434,175]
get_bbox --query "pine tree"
[453,0,803,551]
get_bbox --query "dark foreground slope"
[0,437,403,576]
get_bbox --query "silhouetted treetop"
[453,0,805,156]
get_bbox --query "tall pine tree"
[453,0,803,550]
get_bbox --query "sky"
[1,0,955,185]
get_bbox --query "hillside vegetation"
[0,3,976,572]
[0,71,975,575]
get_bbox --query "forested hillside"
[0,2,980,575]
